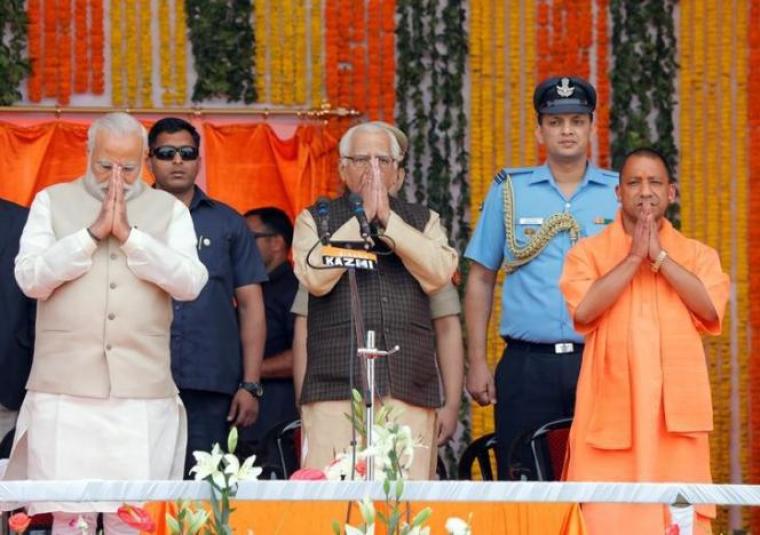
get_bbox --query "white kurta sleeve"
[120,199,208,301]
[14,191,98,300]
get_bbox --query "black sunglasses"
[150,145,200,161]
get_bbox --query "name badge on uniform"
[518,217,544,225]
[593,217,614,225]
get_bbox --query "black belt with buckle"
[503,337,584,355]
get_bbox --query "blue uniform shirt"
[171,187,268,394]
[465,163,618,343]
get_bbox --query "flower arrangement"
[184,426,262,535]
[288,390,473,534]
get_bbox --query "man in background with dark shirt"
[242,207,299,449]
[0,198,35,452]
[148,117,268,476]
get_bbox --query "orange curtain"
[0,120,347,217]
[0,121,89,206]
[202,122,345,219]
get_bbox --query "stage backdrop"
[1,1,759,531]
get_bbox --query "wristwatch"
[239,381,264,398]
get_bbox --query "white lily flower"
[236,455,263,481]
[189,443,224,481]
[445,517,471,535]
[223,453,263,487]
[223,453,241,488]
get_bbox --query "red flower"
[8,512,31,534]
[354,459,367,478]
[116,504,156,532]
[289,468,327,480]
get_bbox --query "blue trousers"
[179,389,232,479]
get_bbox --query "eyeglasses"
[150,145,200,161]
[94,160,139,174]
[343,155,396,170]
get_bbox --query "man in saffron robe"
[559,148,729,534]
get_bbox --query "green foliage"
[396,0,470,477]
[396,0,469,255]
[0,0,30,105]
[610,0,679,225]
[185,0,256,103]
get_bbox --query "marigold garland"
[730,6,749,527]
[111,0,124,105]
[279,0,294,104]
[42,0,58,98]
[90,0,104,94]
[309,0,322,106]
[294,0,307,104]
[173,0,188,104]
[27,0,42,102]
[366,0,381,119]
[748,0,760,531]
[254,0,269,103]
[337,0,351,107]
[594,0,610,167]
[324,0,339,105]
[158,0,172,104]
[139,0,153,106]
[58,0,72,104]
[523,0,537,165]
[379,0,395,120]
[270,0,283,103]
[124,0,138,104]
[74,0,88,94]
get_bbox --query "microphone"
[315,196,331,245]
[348,193,373,248]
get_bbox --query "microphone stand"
[357,330,400,480]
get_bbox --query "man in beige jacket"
[7,113,208,534]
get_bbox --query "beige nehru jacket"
[27,179,181,399]
[290,281,461,318]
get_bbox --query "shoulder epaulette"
[599,169,619,179]
[494,167,533,185]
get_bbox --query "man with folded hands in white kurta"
[4,112,208,535]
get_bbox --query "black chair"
[529,417,572,481]
[457,433,497,480]
[275,419,301,479]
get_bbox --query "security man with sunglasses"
[148,117,268,477]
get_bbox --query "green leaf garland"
[610,0,679,224]
[0,0,30,105]
[186,0,256,103]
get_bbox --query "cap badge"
[556,77,575,97]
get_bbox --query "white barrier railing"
[1,481,760,506]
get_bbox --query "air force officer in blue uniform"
[464,76,619,480]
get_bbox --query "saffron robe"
[559,212,729,534]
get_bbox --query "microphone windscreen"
[348,193,364,213]
[316,196,330,216]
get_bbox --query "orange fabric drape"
[143,500,586,535]
[202,122,345,219]
[0,120,347,217]
[0,121,89,206]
